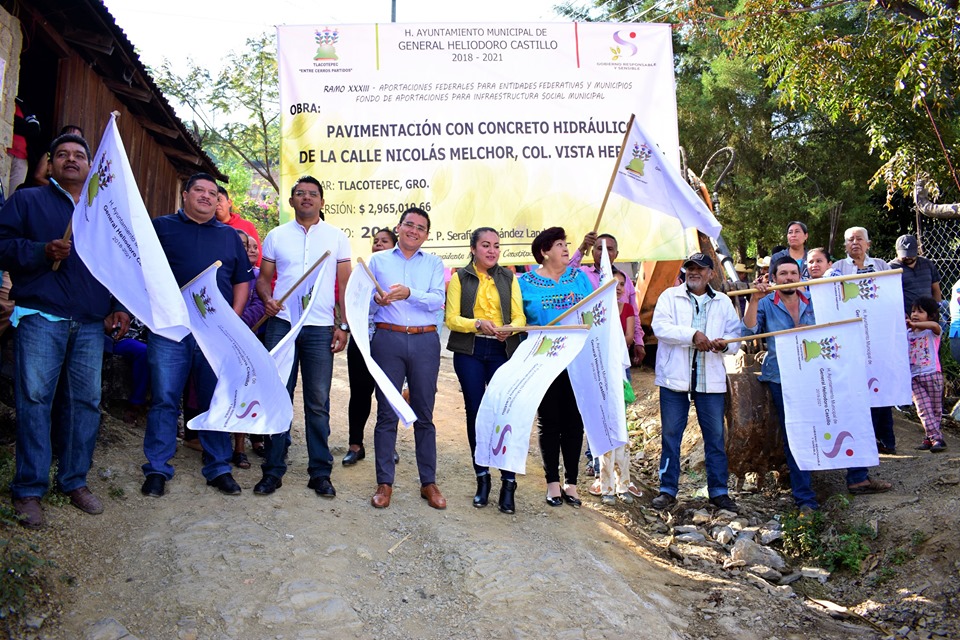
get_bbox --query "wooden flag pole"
[250,250,330,332]
[51,219,72,272]
[726,269,904,297]
[494,324,591,334]
[591,113,635,234]
[546,277,617,327]
[357,255,387,296]
[724,317,863,344]
[179,260,222,291]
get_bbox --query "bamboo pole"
[726,268,904,297]
[250,250,330,331]
[179,260,222,291]
[546,277,617,326]
[591,113,635,234]
[493,324,591,334]
[357,255,386,296]
[724,317,862,344]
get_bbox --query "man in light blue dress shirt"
[366,207,447,509]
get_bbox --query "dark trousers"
[537,371,584,485]
[452,338,515,480]
[371,329,441,485]
[347,336,375,447]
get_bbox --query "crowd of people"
[0,131,951,530]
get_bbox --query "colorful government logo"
[87,153,115,206]
[610,29,639,60]
[315,27,339,60]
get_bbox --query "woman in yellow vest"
[445,228,526,513]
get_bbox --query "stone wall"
[0,6,21,196]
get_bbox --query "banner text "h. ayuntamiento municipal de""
[278,23,688,266]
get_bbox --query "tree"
[679,0,960,204]
[153,32,280,193]
[555,0,886,257]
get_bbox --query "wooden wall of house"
[54,56,183,216]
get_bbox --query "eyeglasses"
[400,221,427,233]
[294,190,320,198]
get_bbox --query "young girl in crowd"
[908,295,947,452]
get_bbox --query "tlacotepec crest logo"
[533,335,568,357]
[841,278,878,302]
[624,139,654,176]
[802,335,841,361]
[192,286,216,319]
[610,30,639,60]
[314,27,339,60]
[87,153,115,206]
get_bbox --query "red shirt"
[224,213,261,266]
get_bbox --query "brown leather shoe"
[12,497,44,529]
[67,486,104,515]
[371,483,392,508]
[420,483,447,510]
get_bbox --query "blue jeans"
[261,319,334,480]
[143,332,232,481]
[658,387,729,499]
[768,382,819,509]
[12,315,103,499]
[453,338,515,480]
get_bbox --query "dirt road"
[22,355,863,640]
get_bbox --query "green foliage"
[0,452,54,627]
[889,546,912,565]
[684,0,960,204]
[910,529,928,547]
[153,33,280,195]
[108,486,125,500]
[869,566,897,586]
[234,196,279,242]
[781,501,873,572]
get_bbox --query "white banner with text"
[278,22,688,265]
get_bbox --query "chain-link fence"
[917,215,960,394]
[918,215,960,317]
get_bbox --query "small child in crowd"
[907,295,947,452]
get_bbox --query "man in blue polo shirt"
[366,207,446,509]
[0,133,130,528]
[140,173,251,498]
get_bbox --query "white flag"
[183,263,292,435]
[475,328,590,474]
[565,241,630,457]
[269,257,329,387]
[775,321,878,470]
[72,113,189,341]
[344,262,416,426]
[610,116,722,239]
[808,272,912,406]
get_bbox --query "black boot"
[473,474,491,508]
[498,479,517,514]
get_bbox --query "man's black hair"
[49,133,91,163]
[291,175,323,200]
[184,173,218,193]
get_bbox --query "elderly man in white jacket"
[651,253,741,512]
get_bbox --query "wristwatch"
[338,322,350,332]
[475,319,482,331]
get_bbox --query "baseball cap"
[683,252,714,269]
[896,234,918,258]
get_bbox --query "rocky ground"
[1,355,957,640]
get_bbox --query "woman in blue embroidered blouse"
[518,227,594,508]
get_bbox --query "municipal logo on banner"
[775,321,878,471]
[183,264,292,435]
[566,240,629,458]
[808,272,911,406]
[610,116,722,239]
[475,327,590,474]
